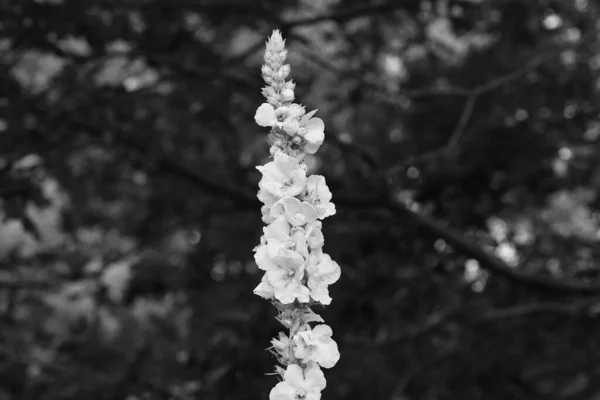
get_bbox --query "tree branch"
[383,196,600,293]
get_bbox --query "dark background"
[1,0,600,399]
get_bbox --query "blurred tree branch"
[283,1,421,29]
[389,31,598,174]
[348,296,600,348]
[477,297,600,320]
[383,197,600,293]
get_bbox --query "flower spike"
[254,30,341,400]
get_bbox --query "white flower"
[254,243,309,304]
[264,216,308,260]
[298,110,325,154]
[294,324,340,369]
[273,272,309,304]
[269,364,326,400]
[255,103,278,127]
[302,175,336,219]
[277,106,300,136]
[270,197,319,226]
[307,251,341,305]
[257,152,307,198]
[255,103,306,136]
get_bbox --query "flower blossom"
[257,152,307,198]
[254,243,309,304]
[297,110,325,154]
[270,364,326,400]
[270,197,319,227]
[255,103,325,154]
[306,251,341,305]
[255,103,305,136]
[302,176,336,219]
[294,324,340,369]
[264,216,309,260]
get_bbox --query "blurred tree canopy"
[2,0,600,399]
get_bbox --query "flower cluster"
[254,30,340,400]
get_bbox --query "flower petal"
[264,216,291,242]
[283,365,305,389]
[309,285,332,305]
[313,324,333,338]
[304,120,325,148]
[254,245,277,271]
[301,109,318,125]
[270,381,296,400]
[255,103,278,127]
[282,119,300,136]
[304,142,321,154]
[304,365,327,391]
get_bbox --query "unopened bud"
[283,80,296,91]
[280,64,291,78]
[271,338,289,353]
[265,86,278,98]
[275,69,287,80]
[261,65,273,77]
[281,89,294,102]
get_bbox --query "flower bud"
[277,50,288,64]
[283,80,296,92]
[275,69,287,80]
[261,65,273,77]
[281,89,294,103]
[280,64,291,78]
[265,86,278,98]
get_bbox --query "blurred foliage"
[2,0,600,399]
